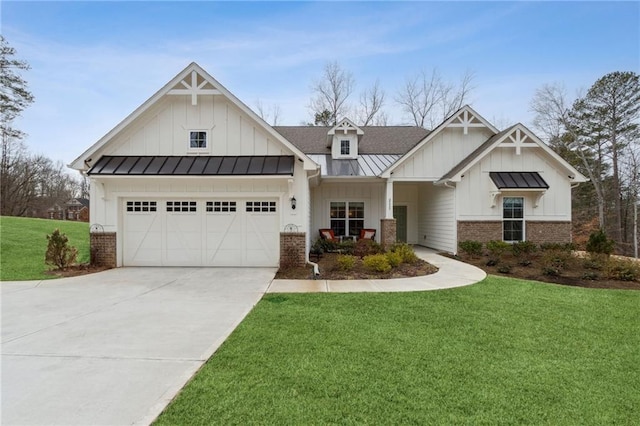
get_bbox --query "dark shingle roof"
[273,126,430,155]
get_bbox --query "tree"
[573,72,640,243]
[0,35,34,142]
[255,99,281,126]
[309,61,355,126]
[395,68,474,128]
[355,79,386,126]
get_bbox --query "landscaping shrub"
[582,271,599,281]
[310,239,325,256]
[486,240,510,263]
[540,249,573,277]
[354,238,382,257]
[45,229,78,270]
[336,254,357,271]
[458,240,483,258]
[583,255,605,270]
[318,237,338,253]
[497,264,512,274]
[604,258,640,281]
[385,251,403,268]
[586,229,615,256]
[338,239,356,255]
[390,243,419,264]
[511,241,537,257]
[363,254,391,273]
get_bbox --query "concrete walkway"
[267,246,486,293]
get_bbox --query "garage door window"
[167,201,197,212]
[207,201,236,213]
[246,201,276,213]
[126,201,157,212]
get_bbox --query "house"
[70,63,587,268]
[65,198,90,222]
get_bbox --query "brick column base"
[90,232,116,268]
[280,232,306,268]
[380,218,397,248]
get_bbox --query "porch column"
[385,179,394,218]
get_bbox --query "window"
[330,201,364,237]
[246,201,276,212]
[126,201,157,212]
[503,197,524,242]
[189,131,207,149]
[206,201,236,213]
[340,139,350,155]
[167,201,196,212]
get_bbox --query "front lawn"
[0,216,90,281]
[155,276,639,424]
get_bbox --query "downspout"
[306,167,322,277]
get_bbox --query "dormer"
[328,118,363,160]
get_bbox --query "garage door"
[123,199,279,267]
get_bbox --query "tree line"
[1,35,86,218]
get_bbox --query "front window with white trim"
[503,197,524,242]
[340,139,350,155]
[330,201,364,237]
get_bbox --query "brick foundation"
[457,220,573,246]
[380,218,397,248]
[90,232,116,268]
[526,221,572,244]
[280,232,306,268]
[457,221,503,243]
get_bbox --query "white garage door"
[123,199,279,267]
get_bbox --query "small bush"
[497,264,512,274]
[605,258,640,281]
[582,271,599,281]
[338,239,356,255]
[540,249,573,276]
[390,243,419,264]
[511,241,537,257]
[336,254,357,271]
[310,239,325,256]
[486,240,510,262]
[354,239,382,257]
[318,238,338,253]
[386,251,403,268]
[363,254,392,273]
[45,229,78,270]
[586,229,615,256]
[583,255,605,270]
[458,240,483,258]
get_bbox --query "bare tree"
[395,68,474,128]
[309,61,355,125]
[530,83,607,228]
[356,79,386,126]
[254,99,282,126]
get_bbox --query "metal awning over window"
[490,172,549,189]
[87,155,295,176]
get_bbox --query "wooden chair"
[359,228,376,240]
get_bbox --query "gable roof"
[436,123,588,184]
[380,105,499,178]
[274,126,429,155]
[70,62,317,171]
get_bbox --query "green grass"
[155,277,639,425]
[0,216,90,281]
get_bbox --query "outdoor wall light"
[291,196,297,210]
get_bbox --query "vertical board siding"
[107,96,288,157]
[457,148,572,220]
[392,127,493,179]
[418,183,455,253]
[393,184,419,244]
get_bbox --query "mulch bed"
[275,252,438,280]
[453,252,640,290]
[45,263,112,278]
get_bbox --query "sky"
[2,1,639,168]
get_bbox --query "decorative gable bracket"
[448,109,488,135]
[499,128,538,155]
[168,70,221,105]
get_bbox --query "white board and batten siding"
[393,184,419,244]
[390,127,494,180]
[456,148,572,221]
[418,183,456,253]
[100,96,290,158]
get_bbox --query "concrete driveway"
[1,267,275,426]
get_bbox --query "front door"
[393,205,407,243]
